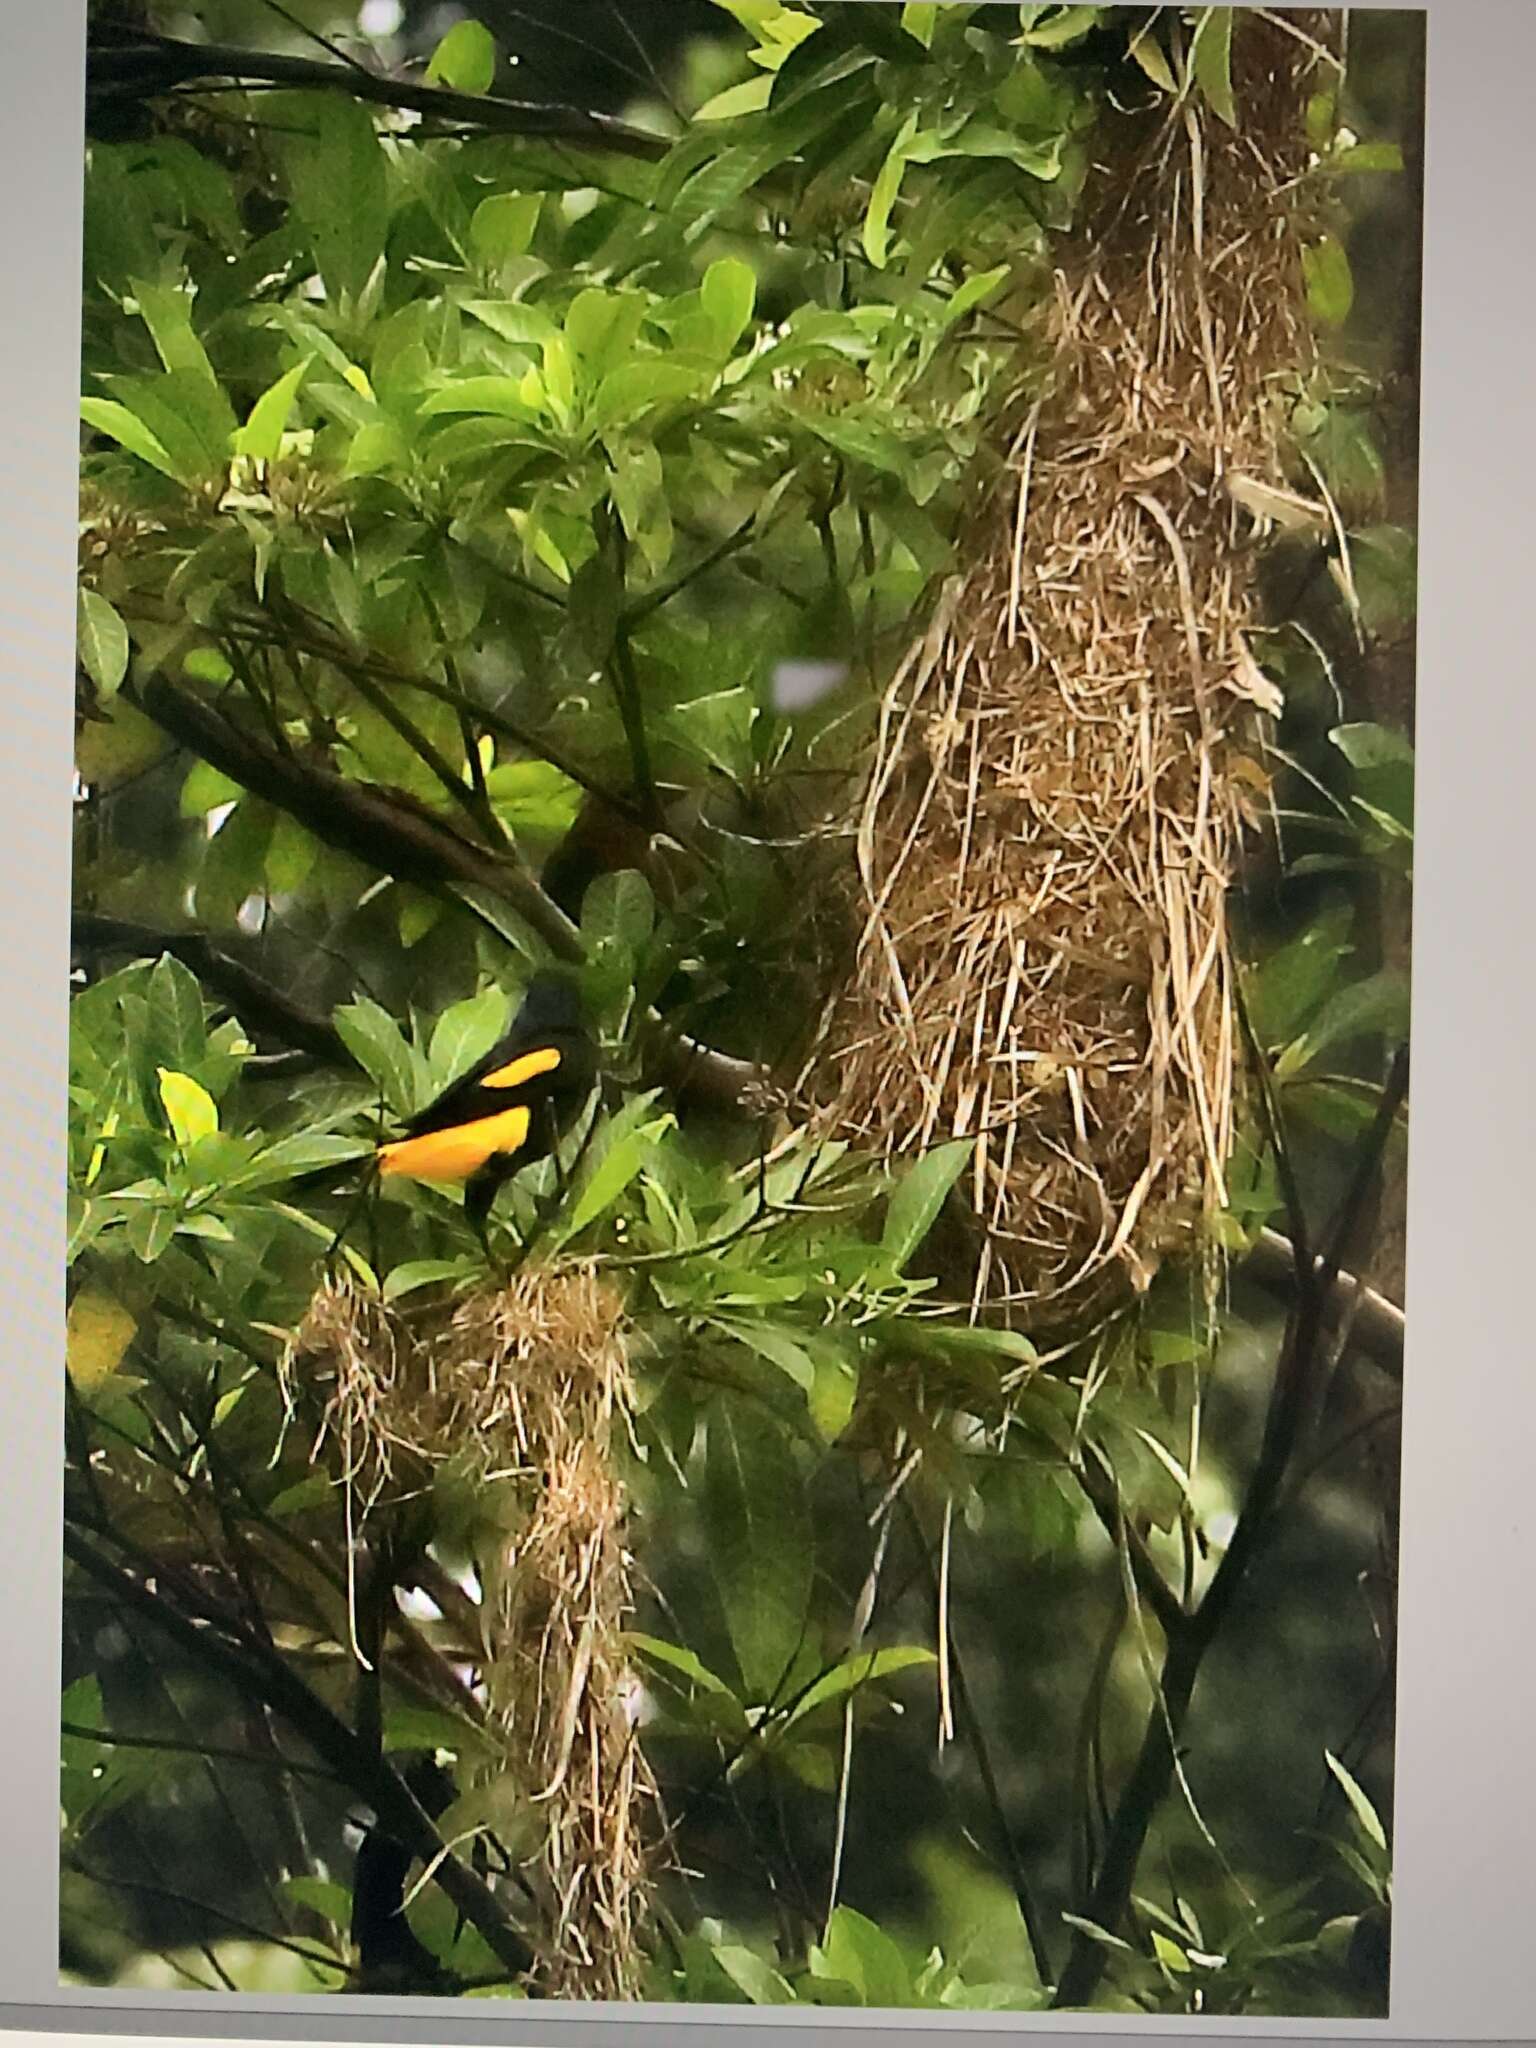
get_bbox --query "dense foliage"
[67,0,1415,2016]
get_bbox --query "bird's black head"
[513,970,585,1042]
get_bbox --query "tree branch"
[1247,1227,1404,1381]
[63,1525,537,1983]
[134,671,581,961]
[86,22,669,159]
[1051,1046,1410,2008]
[73,911,348,1064]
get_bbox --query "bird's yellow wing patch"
[481,1045,562,1090]
[377,1104,532,1184]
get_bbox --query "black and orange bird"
[371,972,596,1240]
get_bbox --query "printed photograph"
[66,0,1421,2017]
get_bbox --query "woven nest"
[806,14,1338,1330]
[286,1263,653,2000]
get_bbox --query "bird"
[373,971,596,1242]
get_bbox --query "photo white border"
[5,1,1533,2041]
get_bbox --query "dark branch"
[73,911,348,1065]
[1051,1045,1410,2008]
[86,22,669,159]
[134,672,581,962]
[63,1525,537,1983]
[1247,1227,1404,1381]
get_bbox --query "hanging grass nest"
[805,13,1340,1331]
[285,1262,653,2001]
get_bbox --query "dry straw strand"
[284,1263,653,1999]
[806,13,1339,1331]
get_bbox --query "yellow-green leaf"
[1303,235,1355,328]
[81,396,181,479]
[235,357,312,464]
[66,1292,138,1390]
[695,76,775,121]
[425,18,497,94]
[157,1067,219,1148]
[469,192,541,262]
[864,114,919,270]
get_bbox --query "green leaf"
[269,1474,333,1517]
[896,1319,1037,1377]
[1324,141,1403,176]
[80,397,181,480]
[469,192,542,263]
[1060,1911,1135,1953]
[713,1946,795,2004]
[129,278,217,383]
[459,300,557,350]
[179,759,244,817]
[448,883,543,964]
[148,953,207,1070]
[288,96,388,304]
[883,1138,972,1270]
[901,3,939,46]
[426,18,498,94]
[383,1705,492,1758]
[566,550,624,666]
[183,646,233,685]
[784,1646,935,1727]
[864,113,919,269]
[714,1316,817,1392]
[157,1068,218,1148]
[582,868,656,965]
[1191,8,1237,128]
[1152,1931,1192,1974]
[265,811,317,895]
[383,1257,479,1303]
[625,1632,740,1702]
[703,1397,812,1701]
[1326,1750,1388,1854]
[1126,17,1177,90]
[334,997,419,1116]
[559,1113,674,1240]
[344,420,409,478]
[421,375,539,421]
[428,986,509,1086]
[701,257,758,353]
[695,76,776,122]
[77,589,130,699]
[1331,720,1414,773]
[101,367,237,479]
[234,357,311,464]
[1303,235,1354,328]
[281,1876,352,1927]
[590,358,707,431]
[816,1905,913,2006]
[937,263,1011,330]
[1246,903,1354,1045]
[1018,4,1103,48]
[1273,970,1409,1082]
[240,1132,374,1186]
[484,759,584,837]
[808,1347,858,1442]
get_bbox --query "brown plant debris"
[806,14,1340,1330]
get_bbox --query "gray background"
[3,1,1532,2042]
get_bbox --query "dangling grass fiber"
[807,12,1341,1331]
[284,1262,653,1999]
